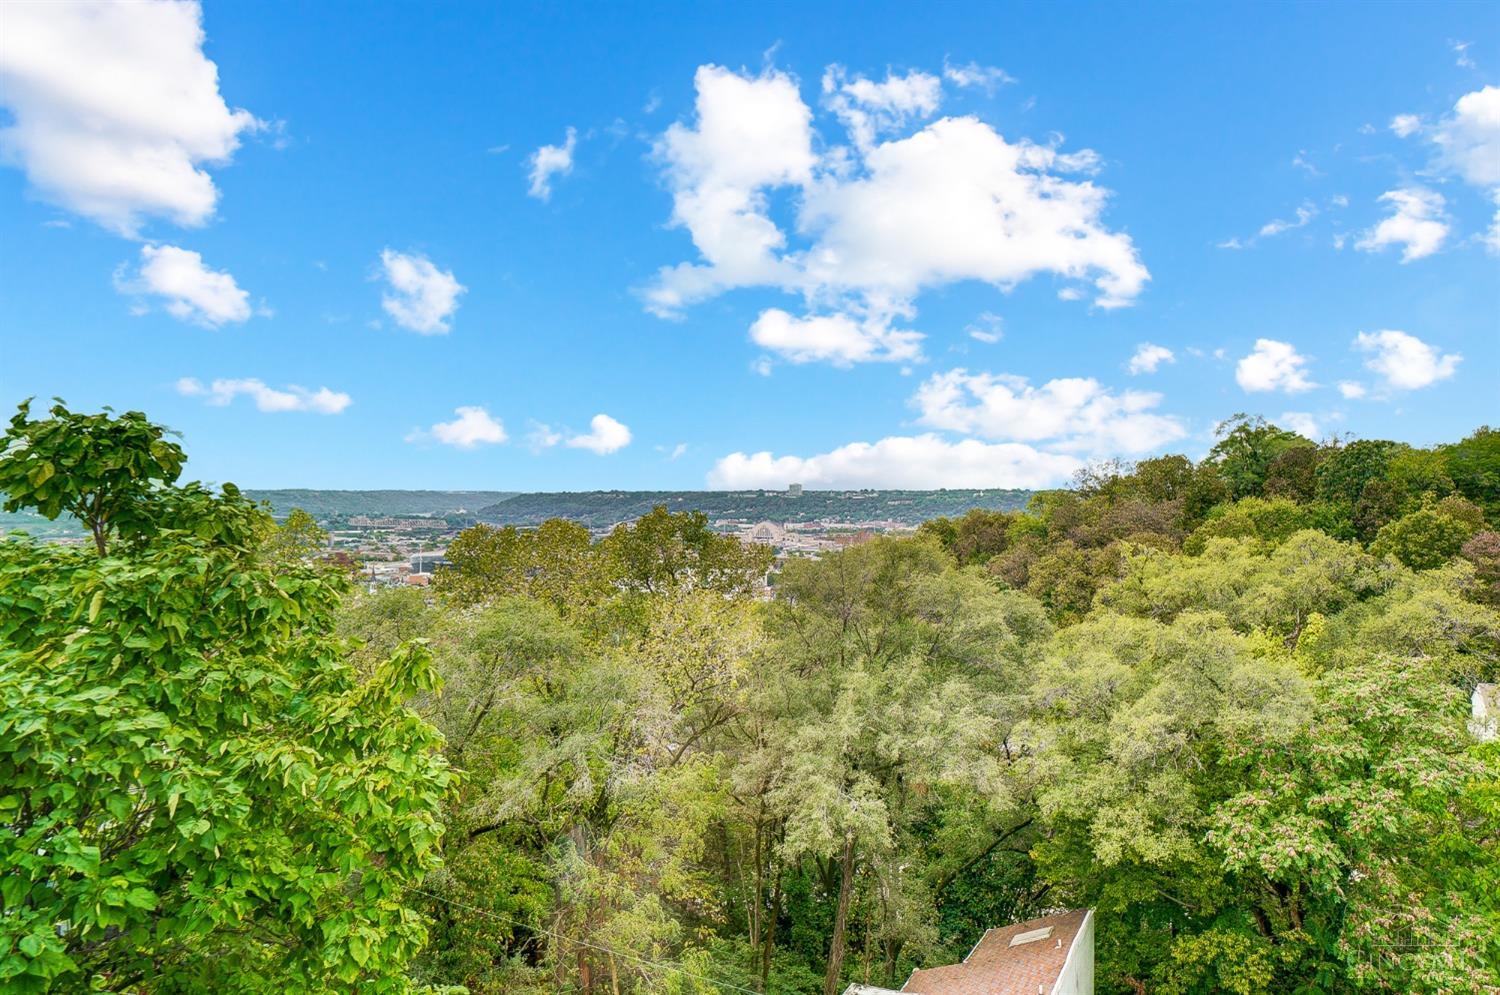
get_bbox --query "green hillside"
[476,488,1035,527]
[243,489,516,520]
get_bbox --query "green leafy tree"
[0,404,455,993]
[262,507,330,564]
[1436,493,1488,530]
[600,506,773,597]
[1182,496,1312,555]
[1443,426,1500,521]
[1315,438,1407,507]
[437,518,605,611]
[228,409,1498,995]
[1387,447,1455,503]
[1207,415,1313,500]
[1371,507,1478,570]
[1352,477,1406,541]
[1262,444,1322,502]
[1121,454,1202,504]
[0,399,186,555]
[765,540,1048,994]
[1462,531,1500,606]
[1209,658,1496,992]
[948,508,1015,565]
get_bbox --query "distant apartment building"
[844,909,1094,995]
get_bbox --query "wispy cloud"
[177,377,350,414]
[527,127,577,200]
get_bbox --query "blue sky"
[0,1,1495,490]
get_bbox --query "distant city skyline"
[1,1,1495,490]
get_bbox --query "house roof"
[899,909,1090,995]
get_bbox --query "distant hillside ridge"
[476,489,1035,528]
[5,489,1036,535]
[244,490,517,520]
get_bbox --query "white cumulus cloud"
[911,369,1186,453]
[527,126,577,200]
[408,406,506,448]
[566,414,632,455]
[647,65,816,316]
[1127,343,1175,375]
[1337,380,1367,399]
[709,434,1081,490]
[1355,187,1449,262]
[749,308,922,366]
[1354,329,1461,391]
[796,116,1139,307]
[117,244,251,327]
[1278,411,1321,439]
[177,377,349,414]
[378,249,466,334]
[1236,338,1315,393]
[1432,85,1500,188]
[0,0,260,236]
[645,63,1148,365]
[1429,86,1500,252]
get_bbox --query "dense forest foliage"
[2,405,1497,994]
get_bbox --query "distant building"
[352,516,443,530]
[745,521,788,545]
[404,572,432,587]
[788,483,804,497]
[844,909,1094,995]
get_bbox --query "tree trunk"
[822,833,856,995]
[761,852,783,992]
[750,814,764,956]
[578,946,593,995]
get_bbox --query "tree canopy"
[5,405,1497,994]
[0,403,455,993]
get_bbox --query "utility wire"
[409,887,766,995]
